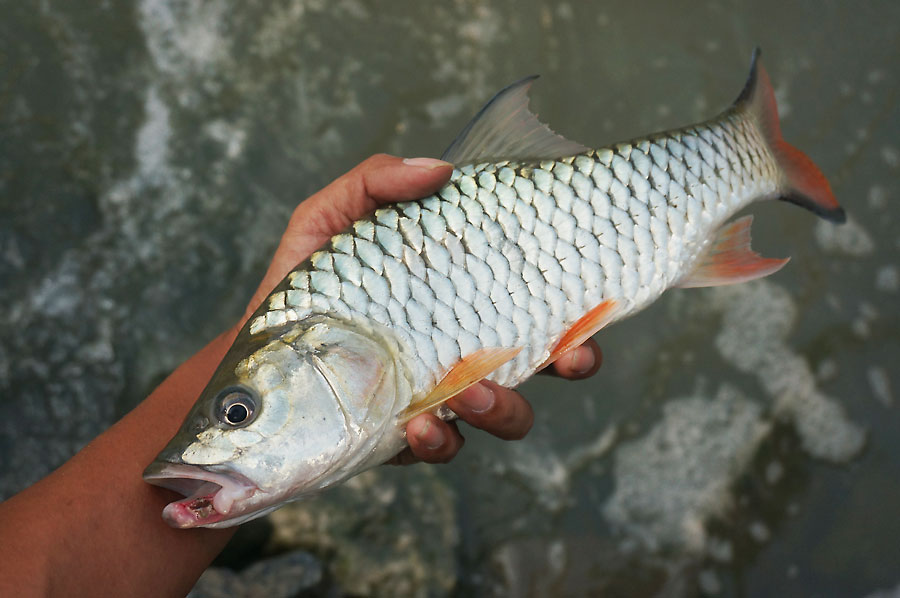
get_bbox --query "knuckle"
[498,403,521,430]
[434,432,464,464]
[504,399,534,440]
[361,153,391,168]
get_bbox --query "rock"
[266,466,458,598]
[189,549,322,598]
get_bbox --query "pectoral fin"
[677,215,789,288]
[398,346,522,423]
[539,299,619,370]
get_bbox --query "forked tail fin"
[735,48,846,223]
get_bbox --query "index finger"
[540,339,602,380]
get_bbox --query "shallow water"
[1,1,898,596]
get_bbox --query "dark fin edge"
[736,48,846,224]
[440,76,588,165]
[441,76,540,163]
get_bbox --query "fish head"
[143,317,411,528]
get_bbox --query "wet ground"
[1,1,898,596]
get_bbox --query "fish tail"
[734,48,846,223]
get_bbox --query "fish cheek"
[181,428,238,465]
[270,362,353,487]
[225,428,265,449]
[312,340,399,430]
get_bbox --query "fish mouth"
[143,462,257,529]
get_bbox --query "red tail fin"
[735,49,845,223]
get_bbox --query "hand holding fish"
[244,153,602,466]
[0,154,601,596]
[143,50,842,530]
[1,49,843,596]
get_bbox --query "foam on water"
[864,582,900,598]
[599,279,867,558]
[814,218,875,257]
[867,366,894,407]
[138,0,230,80]
[135,87,172,183]
[875,266,899,292]
[603,385,769,553]
[712,281,866,462]
[500,425,618,513]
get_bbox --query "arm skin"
[0,155,603,597]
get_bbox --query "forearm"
[0,327,241,597]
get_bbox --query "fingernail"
[458,383,495,414]
[402,157,452,170]
[569,346,595,375]
[415,420,445,450]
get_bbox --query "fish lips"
[143,461,257,529]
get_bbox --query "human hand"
[245,154,604,465]
[394,339,602,465]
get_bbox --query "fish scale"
[146,52,846,529]
[247,110,779,393]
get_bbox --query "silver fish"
[144,50,844,528]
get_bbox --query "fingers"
[299,154,452,238]
[398,341,601,466]
[286,154,451,263]
[399,380,535,465]
[404,414,465,464]
[244,154,453,322]
[541,338,602,380]
[447,381,534,441]
[360,155,454,204]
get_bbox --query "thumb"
[244,154,452,321]
[300,154,453,230]
[355,154,453,204]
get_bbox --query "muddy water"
[1,1,897,596]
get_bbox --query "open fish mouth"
[143,462,257,528]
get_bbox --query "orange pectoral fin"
[677,215,789,288]
[539,299,620,370]
[398,346,523,424]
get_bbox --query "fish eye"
[215,388,257,427]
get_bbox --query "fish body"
[144,50,843,528]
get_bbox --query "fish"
[143,49,844,528]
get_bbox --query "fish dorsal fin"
[441,76,589,165]
[539,299,620,370]
[677,216,789,288]
[398,346,522,423]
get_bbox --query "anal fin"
[539,299,619,370]
[398,346,522,423]
[677,215,788,288]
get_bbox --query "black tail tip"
[782,194,847,224]
[828,207,848,224]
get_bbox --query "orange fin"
[398,346,522,423]
[677,215,789,288]
[539,299,619,370]
[735,48,844,223]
